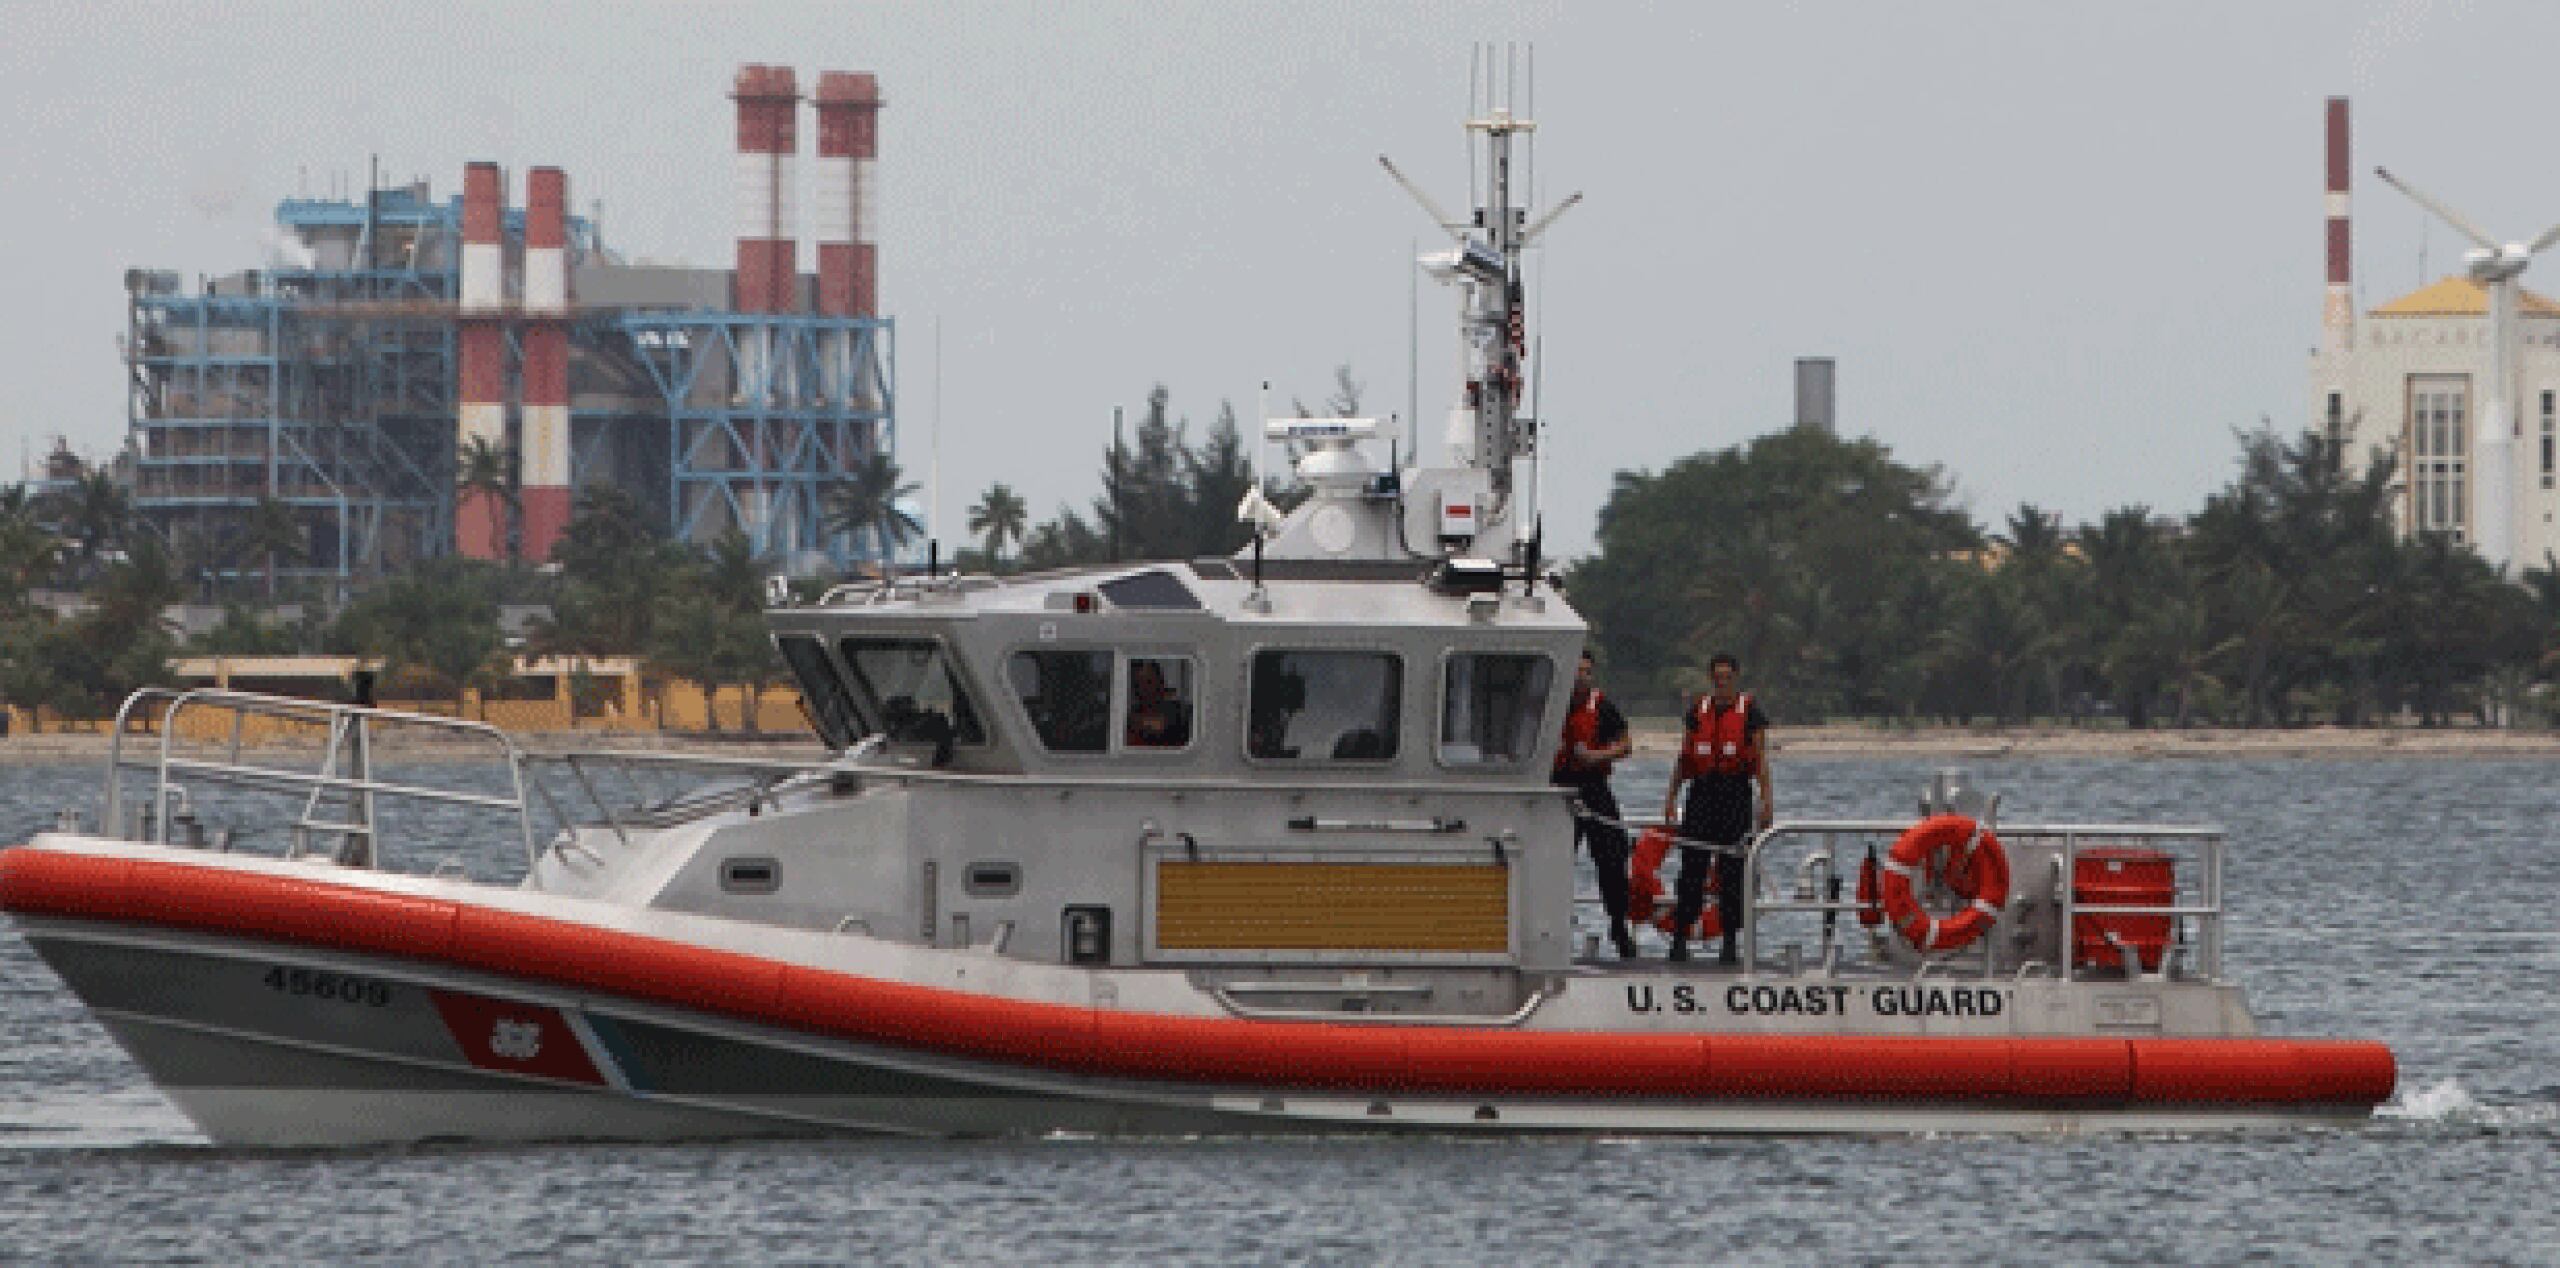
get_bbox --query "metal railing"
[517,746,852,850]
[104,688,540,870]
[97,689,881,877]
[1579,815,2227,983]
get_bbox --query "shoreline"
[1626,721,2560,760]
[2,723,2555,763]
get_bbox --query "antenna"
[930,316,943,570]
[1407,238,1420,461]
[1109,406,1125,563]
[1467,45,1479,200]
[1529,330,1545,547]
[1379,157,1467,239]
[1525,44,1536,209]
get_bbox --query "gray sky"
[4,1,2549,557]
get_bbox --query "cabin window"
[719,857,781,894]
[1247,649,1401,762]
[963,861,1022,897]
[839,638,987,747]
[1124,656,1196,749]
[1439,653,1554,766]
[1008,649,1112,753]
[775,635,859,748]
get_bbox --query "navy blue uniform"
[1673,697,1769,953]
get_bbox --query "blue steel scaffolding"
[615,310,895,572]
[128,188,466,585]
[127,180,897,585]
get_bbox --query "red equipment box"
[2072,847,2176,972]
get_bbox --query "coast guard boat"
[0,96,2391,1145]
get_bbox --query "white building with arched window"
[2310,277,2560,563]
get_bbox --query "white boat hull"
[53,929,2360,1145]
[5,836,2393,1146]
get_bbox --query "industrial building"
[2310,96,2560,572]
[123,65,894,586]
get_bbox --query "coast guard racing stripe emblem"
[430,989,610,1086]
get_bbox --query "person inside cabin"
[1555,649,1638,959]
[1124,659,1192,749]
[1658,651,1772,965]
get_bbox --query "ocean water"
[0,754,2553,1264]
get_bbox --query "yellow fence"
[6,680,810,739]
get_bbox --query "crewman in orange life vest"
[1553,649,1638,959]
[1659,651,1772,964]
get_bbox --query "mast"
[1255,50,1578,567]
[1377,45,1579,562]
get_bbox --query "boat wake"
[2376,1078,2559,1131]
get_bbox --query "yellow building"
[6,655,810,738]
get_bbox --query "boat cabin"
[530,558,1591,994]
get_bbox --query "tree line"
[10,378,2556,732]
[0,477,784,730]
[1571,425,2554,727]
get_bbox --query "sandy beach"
[1623,720,2560,760]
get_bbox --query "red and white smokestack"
[2325,96,2353,354]
[520,165,572,562]
[814,71,881,319]
[456,160,508,560]
[733,64,801,314]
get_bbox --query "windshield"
[839,638,987,747]
[776,635,859,748]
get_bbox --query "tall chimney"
[1794,357,1836,434]
[520,166,572,562]
[2325,97,2353,355]
[456,161,508,560]
[733,64,801,314]
[814,71,882,319]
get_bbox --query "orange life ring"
[1879,814,2010,953]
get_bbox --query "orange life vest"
[1628,826,1723,940]
[1682,692,1759,777]
[1554,688,1610,776]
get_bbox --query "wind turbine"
[2374,165,2560,570]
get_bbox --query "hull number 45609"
[262,966,392,1008]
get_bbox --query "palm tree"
[238,496,305,602]
[59,470,133,578]
[457,436,517,561]
[700,529,770,613]
[966,483,1028,570]
[0,484,59,603]
[1926,572,2054,725]
[89,533,184,638]
[823,452,922,565]
[696,531,777,733]
[1994,503,2066,566]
